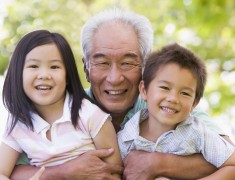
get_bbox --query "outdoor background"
[0,0,235,141]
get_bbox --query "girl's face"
[23,44,66,114]
[139,63,199,129]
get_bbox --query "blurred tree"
[0,0,234,118]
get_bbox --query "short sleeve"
[1,121,23,153]
[198,122,235,167]
[79,99,110,138]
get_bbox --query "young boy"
[118,43,235,179]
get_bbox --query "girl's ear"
[139,80,147,101]
[82,57,90,82]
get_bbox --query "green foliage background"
[0,0,235,119]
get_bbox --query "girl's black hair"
[3,30,91,133]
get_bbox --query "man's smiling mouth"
[105,89,127,95]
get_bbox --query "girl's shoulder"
[78,99,110,135]
[79,98,110,120]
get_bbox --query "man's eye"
[95,62,110,68]
[121,62,139,70]
[122,62,134,66]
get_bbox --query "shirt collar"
[119,109,149,142]
[177,114,193,127]
[31,92,72,133]
[119,109,193,142]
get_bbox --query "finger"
[107,163,123,175]
[87,148,114,159]
[104,174,122,180]
[29,166,45,180]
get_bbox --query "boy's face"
[140,63,199,129]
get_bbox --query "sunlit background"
[0,0,235,141]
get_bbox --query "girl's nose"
[37,70,51,80]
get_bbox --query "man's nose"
[106,63,124,84]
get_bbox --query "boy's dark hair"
[143,43,207,102]
[3,30,90,132]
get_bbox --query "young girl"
[118,43,235,179]
[0,30,122,179]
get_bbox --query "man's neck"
[111,113,126,133]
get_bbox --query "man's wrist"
[150,152,171,177]
[40,164,68,180]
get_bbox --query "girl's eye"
[51,65,60,69]
[29,65,38,68]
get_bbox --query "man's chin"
[105,104,131,115]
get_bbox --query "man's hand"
[11,149,123,180]
[124,150,217,180]
[123,150,157,180]
[61,148,123,180]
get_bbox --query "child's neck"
[36,98,65,125]
[37,102,64,141]
[41,106,63,125]
[139,118,176,142]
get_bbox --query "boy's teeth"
[162,107,176,113]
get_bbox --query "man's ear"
[139,80,147,101]
[82,57,90,82]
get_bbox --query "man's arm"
[123,151,217,180]
[11,149,123,180]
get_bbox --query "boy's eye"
[159,86,169,90]
[181,92,191,96]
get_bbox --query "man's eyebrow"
[123,53,139,58]
[92,52,139,60]
[92,53,105,59]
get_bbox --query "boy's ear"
[191,99,200,111]
[139,80,147,101]
[82,57,90,82]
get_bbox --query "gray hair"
[81,8,154,69]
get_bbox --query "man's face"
[88,22,142,116]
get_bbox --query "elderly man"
[11,8,228,180]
